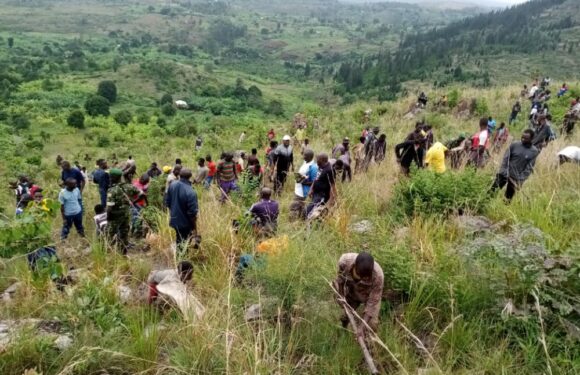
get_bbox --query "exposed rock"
[117,285,132,303]
[245,304,262,322]
[453,215,495,233]
[54,334,73,350]
[2,282,21,302]
[67,268,88,283]
[350,220,374,234]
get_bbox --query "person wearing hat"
[332,137,351,163]
[272,135,294,195]
[106,168,143,254]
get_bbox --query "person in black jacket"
[395,136,424,176]
[165,168,200,254]
[531,115,552,150]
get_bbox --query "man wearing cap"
[332,137,351,163]
[106,168,143,254]
[272,135,294,195]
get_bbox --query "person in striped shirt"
[216,152,238,202]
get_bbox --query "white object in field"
[175,100,188,109]
[558,146,580,162]
[156,281,205,321]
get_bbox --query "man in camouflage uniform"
[106,168,142,254]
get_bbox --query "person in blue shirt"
[61,161,85,193]
[290,149,318,220]
[165,168,199,254]
[92,159,110,207]
[59,178,85,240]
[487,116,497,135]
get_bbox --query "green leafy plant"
[85,95,111,117]
[67,110,85,129]
[391,168,491,218]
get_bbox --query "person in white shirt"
[529,84,539,99]
[558,146,580,164]
[165,164,182,193]
[290,149,318,220]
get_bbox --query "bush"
[97,80,117,103]
[161,103,176,117]
[474,98,489,117]
[265,100,284,116]
[448,88,460,108]
[97,135,111,147]
[67,110,85,129]
[11,115,30,130]
[114,110,132,126]
[85,95,110,117]
[160,93,173,105]
[136,112,150,124]
[391,168,491,218]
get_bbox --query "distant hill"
[339,0,520,10]
[335,0,580,97]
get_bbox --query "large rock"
[350,220,374,234]
[117,285,132,303]
[245,304,262,322]
[54,335,73,350]
[453,215,497,233]
[1,282,22,302]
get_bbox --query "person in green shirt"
[106,168,142,254]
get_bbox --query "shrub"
[161,103,176,117]
[265,100,284,116]
[474,97,489,117]
[172,121,197,137]
[156,117,167,127]
[160,93,173,105]
[391,168,491,218]
[136,112,150,124]
[114,110,132,126]
[67,110,85,129]
[85,95,110,117]
[97,135,111,147]
[97,80,117,103]
[11,115,30,130]
[448,88,460,108]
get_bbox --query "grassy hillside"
[1,79,580,373]
[1,1,580,374]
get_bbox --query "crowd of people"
[7,79,580,343]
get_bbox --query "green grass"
[1,1,580,373]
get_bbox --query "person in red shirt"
[205,154,217,189]
[132,174,150,209]
[267,128,275,141]
[130,174,149,236]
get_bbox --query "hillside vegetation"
[1,0,580,374]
